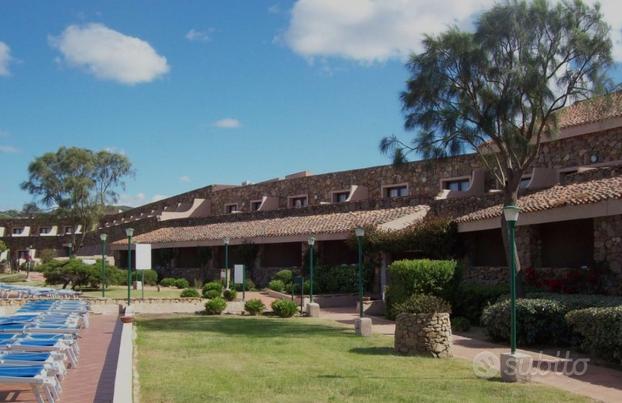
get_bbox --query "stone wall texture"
[394,312,452,358]
[594,215,622,293]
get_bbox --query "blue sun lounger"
[0,364,60,403]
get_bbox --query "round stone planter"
[394,312,452,358]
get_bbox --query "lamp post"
[67,243,73,258]
[308,236,315,303]
[503,205,520,354]
[125,228,134,306]
[100,233,108,297]
[26,246,33,280]
[354,227,365,318]
[223,237,230,289]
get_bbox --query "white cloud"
[151,194,168,202]
[0,145,18,153]
[0,41,13,76]
[185,29,212,42]
[179,175,191,183]
[50,23,170,85]
[118,192,146,207]
[283,0,622,63]
[212,118,242,129]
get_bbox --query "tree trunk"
[502,177,525,297]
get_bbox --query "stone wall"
[594,215,622,293]
[394,312,452,358]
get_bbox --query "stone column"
[380,252,388,301]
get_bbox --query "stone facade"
[594,215,622,293]
[394,312,452,358]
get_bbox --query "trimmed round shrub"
[481,298,568,345]
[223,289,237,301]
[393,294,451,316]
[566,307,622,365]
[271,299,298,318]
[205,289,221,299]
[273,269,293,284]
[234,278,255,292]
[451,316,471,332]
[203,281,223,294]
[180,288,200,298]
[268,279,285,292]
[205,297,227,315]
[174,278,190,289]
[244,299,265,316]
[160,277,176,287]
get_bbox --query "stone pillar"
[253,245,264,282]
[380,252,388,301]
[300,242,309,274]
[594,216,622,289]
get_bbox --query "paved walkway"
[319,306,622,403]
[0,313,121,403]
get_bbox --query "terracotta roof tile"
[456,175,622,223]
[558,93,622,128]
[122,205,430,245]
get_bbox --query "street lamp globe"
[100,233,108,242]
[354,227,365,238]
[308,236,316,246]
[503,205,521,223]
[223,237,230,245]
[125,228,134,237]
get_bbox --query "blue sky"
[1,0,621,210]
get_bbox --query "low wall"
[113,322,133,403]
[265,289,359,308]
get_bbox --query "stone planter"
[394,312,452,358]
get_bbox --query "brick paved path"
[0,313,121,403]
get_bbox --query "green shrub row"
[566,307,622,365]
[160,277,190,289]
[448,283,508,324]
[180,288,200,298]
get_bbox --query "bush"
[180,288,200,298]
[268,279,285,292]
[566,307,622,364]
[481,299,569,345]
[271,299,298,318]
[244,299,265,315]
[40,258,109,289]
[38,249,57,264]
[205,289,221,299]
[451,316,471,332]
[160,277,177,287]
[234,278,255,292]
[393,294,451,316]
[131,269,158,285]
[449,283,508,324]
[174,278,190,289]
[385,259,456,319]
[203,281,223,295]
[273,269,293,284]
[204,297,227,315]
[223,289,237,301]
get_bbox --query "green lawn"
[80,285,186,299]
[135,316,587,403]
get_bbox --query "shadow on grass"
[349,346,396,356]
[136,315,353,338]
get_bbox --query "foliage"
[234,278,255,292]
[180,288,200,298]
[244,299,265,316]
[223,289,237,301]
[204,297,227,315]
[449,283,508,324]
[131,269,158,285]
[273,269,293,285]
[566,307,622,364]
[451,317,471,332]
[271,299,298,318]
[21,147,133,251]
[385,259,457,319]
[41,259,97,289]
[202,281,223,297]
[0,240,8,254]
[268,279,285,292]
[160,277,177,287]
[204,289,221,299]
[523,264,611,294]
[174,278,190,289]
[38,249,57,264]
[393,294,451,316]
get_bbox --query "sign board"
[82,259,97,266]
[234,265,244,284]
[135,244,152,270]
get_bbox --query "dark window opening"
[385,186,408,198]
[443,179,470,192]
[333,192,350,203]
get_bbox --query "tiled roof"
[456,175,622,223]
[559,93,622,128]
[121,205,430,245]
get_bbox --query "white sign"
[135,244,152,270]
[234,265,244,284]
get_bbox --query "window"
[225,204,239,214]
[384,185,408,198]
[39,227,51,235]
[519,177,531,189]
[64,226,73,235]
[443,178,470,192]
[12,227,23,235]
[289,196,308,208]
[250,200,262,211]
[332,191,350,203]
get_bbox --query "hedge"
[566,307,622,365]
[449,283,508,325]
[385,259,456,319]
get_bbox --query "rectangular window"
[443,179,470,192]
[250,201,262,211]
[225,204,239,214]
[64,226,73,235]
[12,228,23,235]
[39,227,51,235]
[519,177,531,189]
[332,191,350,203]
[289,196,308,208]
[384,185,408,198]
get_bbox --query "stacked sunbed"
[0,299,89,403]
[0,284,79,299]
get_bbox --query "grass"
[80,285,185,299]
[135,316,587,403]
